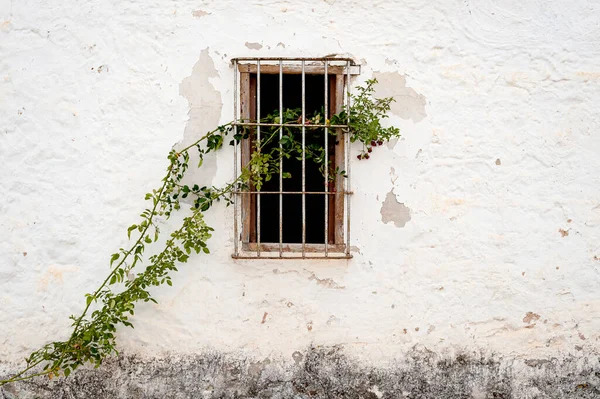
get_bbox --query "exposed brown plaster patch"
[277,42,286,48]
[192,10,210,18]
[261,312,269,324]
[308,272,345,289]
[179,49,222,187]
[373,72,427,123]
[245,42,263,50]
[389,167,398,184]
[387,137,398,149]
[495,158,501,165]
[272,268,300,275]
[523,312,540,324]
[306,321,313,332]
[37,265,78,290]
[559,228,569,237]
[380,191,411,228]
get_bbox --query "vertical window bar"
[345,60,351,256]
[233,60,239,257]
[256,60,261,257]
[278,60,283,258]
[301,60,306,257]
[324,61,329,257]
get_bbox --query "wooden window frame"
[231,59,357,259]
[239,65,347,255]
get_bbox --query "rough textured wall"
[1,0,600,397]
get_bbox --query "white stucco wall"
[1,0,600,397]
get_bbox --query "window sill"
[231,243,352,259]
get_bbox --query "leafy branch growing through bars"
[0,78,400,386]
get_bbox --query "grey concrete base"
[1,347,599,398]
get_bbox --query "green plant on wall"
[0,78,400,386]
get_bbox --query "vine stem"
[1,370,53,385]
[2,85,397,386]
[0,123,233,386]
[57,123,234,359]
[0,359,43,386]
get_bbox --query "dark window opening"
[253,73,335,244]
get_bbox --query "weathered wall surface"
[1,0,600,397]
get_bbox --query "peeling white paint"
[380,191,412,228]
[373,72,427,123]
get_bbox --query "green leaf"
[127,225,138,239]
[64,368,71,377]
[166,280,172,286]
[109,275,117,285]
[110,253,120,266]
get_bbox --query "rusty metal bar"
[233,60,239,257]
[324,60,329,257]
[279,60,283,258]
[257,60,261,258]
[232,255,353,260]
[301,60,306,256]
[236,63,361,76]
[234,122,347,128]
[232,57,356,64]
[345,60,351,256]
[233,191,353,195]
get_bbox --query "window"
[231,58,359,259]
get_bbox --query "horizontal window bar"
[232,255,353,260]
[240,243,352,256]
[232,57,356,63]
[237,64,360,75]
[233,122,349,129]
[233,191,353,195]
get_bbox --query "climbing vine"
[0,78,400,386]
